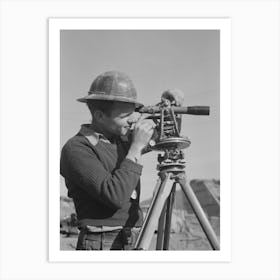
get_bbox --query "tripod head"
[136,91,210,173]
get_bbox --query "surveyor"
[60,71,155,250]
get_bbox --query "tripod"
[134,137,220,250]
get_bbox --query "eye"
[121,112,133,118]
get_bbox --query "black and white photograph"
[1,1,279,279]
[49,18,231,261]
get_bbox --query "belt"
[84,225,123,233]
[79,226,141,250]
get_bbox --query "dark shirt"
[60,124,144,228]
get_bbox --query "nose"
[127,118,137,124]
[127,118,136,125]
[127,112,140,125]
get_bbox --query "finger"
[136,113,151,122]
[134,116,152,129]
[138,119,157,128]
[139,120,156,127]
[138,122,156,130]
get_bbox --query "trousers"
[76,227,141,250]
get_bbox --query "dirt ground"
[60,232,215,251]
[60,180,220,251]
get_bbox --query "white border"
[49,18,231,262]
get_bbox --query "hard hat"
[77,71,143,107]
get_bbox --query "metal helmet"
[77,71,143,107]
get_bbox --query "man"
[60,71,155,250]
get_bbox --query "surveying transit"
[134,90,220,250]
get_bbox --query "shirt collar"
[79,124,112,145]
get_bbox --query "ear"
[93,110,105,122]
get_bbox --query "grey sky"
[60,30,220,201]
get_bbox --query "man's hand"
[131,114,156,150]
[126,114,155,163]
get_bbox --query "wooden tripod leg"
[162,183,176,250]
[134,173,174,250]
[177,175,220,250]
[156,201,167,250]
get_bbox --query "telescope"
[137,105,209,116]
[135,94,210,153]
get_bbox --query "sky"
[60,30,220,201]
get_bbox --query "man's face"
[99,102,139,138]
